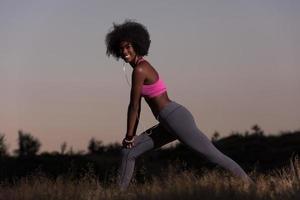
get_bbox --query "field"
[0,158,299,200]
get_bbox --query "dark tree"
[251,124,264,136]
[88,138,104,154]
[0,133,8,157]
[14,130,41,157]
[212,131,220,142]
[60,142,67,155]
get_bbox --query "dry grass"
[0,157,299,200]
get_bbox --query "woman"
[105,20,253,190]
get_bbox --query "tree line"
[0,124,297,157]
[0,124,299,183]
[0,130,121,157]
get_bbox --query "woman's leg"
[118,124,177,190]
[163,105,253,182]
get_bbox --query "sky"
[0,0,299,154]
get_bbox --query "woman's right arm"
[123,66,145,148]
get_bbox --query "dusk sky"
[1,0,299,153]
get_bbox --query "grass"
[0,157,299,200]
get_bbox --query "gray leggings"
[118,101,252,189]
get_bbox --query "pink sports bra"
[136,58,167,98]
[142,77,167,98]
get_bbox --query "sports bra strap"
[136,57,145,65]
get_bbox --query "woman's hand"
[122,137,135,149]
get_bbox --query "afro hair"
[105,20,151,60]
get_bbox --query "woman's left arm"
[125,66,145,140]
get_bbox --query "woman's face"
[119,41,137,63]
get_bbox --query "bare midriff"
[144,91,172,118]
